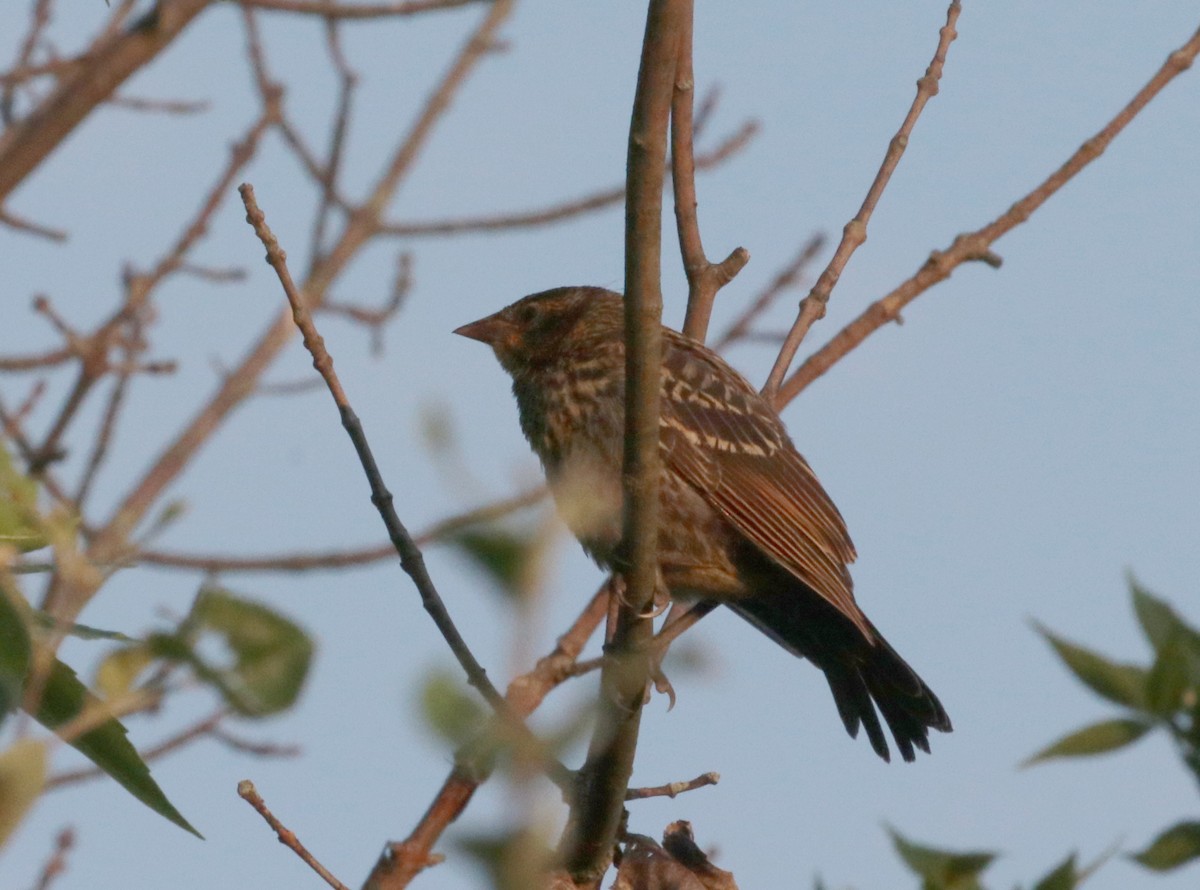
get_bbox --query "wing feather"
[660,336,870,638]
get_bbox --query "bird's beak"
[454,312,511,346]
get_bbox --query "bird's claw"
[651,662,677,710]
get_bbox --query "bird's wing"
[659,339,869,638]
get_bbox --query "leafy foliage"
[1,570,314,845]
[169,586,314,717]
[1130,821,1200,871]
[0,740,46,849]
[1030,579,1200,874]
[450,525,540,600]
[34,656,200,837]
[420,668,487,747]
[888,826,995,890]
[0,582,32,725]
[0,447,45,553]
[0,577,199,836]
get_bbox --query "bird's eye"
[515,303,541,326]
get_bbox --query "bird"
[454,285,951,762]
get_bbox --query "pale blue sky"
[2,2,1199,888]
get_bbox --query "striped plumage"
[455,286,951,762]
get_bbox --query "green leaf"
[0,739,47,849]
[1130,821,1200,871]
[459,827,554,890]
[1031,853,1079,890]
[887,826,996,890]
[1131,579,1186,651]
[0,585,32,722]
[95,644,156,699]
[450,528,535,599]
[1022,717,1152,766]
[34,658,199,837]
[172,587,313,717]
[1146,635,1191,716]
[1033,622,1147,710]
[0,448,45,553]
[420,669,486,746]
[1031,853,1078,890]
[1131,582,1200,681]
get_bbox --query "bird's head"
[454,286,621,375]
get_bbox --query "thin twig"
[0,393,73,508]
[775,18,1200,407]
[0,345,72,372]
[308,17,357,267]
[711,234,825,351]
[85,0,515,575]
[672,3,747,341]
[138,485,547,573]
[1,0,54,126]
[320,254,411,353]
[29,827,74,890]
[211,727,301,758]
[240,0,487,19]
[0,0,211,204]
[377,121,756,238]
[0,206,67,241]
[107,94,210,114]
[238,183,572,794]
[762,0,962,400]
[625,771,719,801]
[73,348,133,508]
[238,780,351,890]
[45,709,227,790]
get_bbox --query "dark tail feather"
[725,594,951,763]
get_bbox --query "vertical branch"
[673,5,747,341]
[560,0,683,882]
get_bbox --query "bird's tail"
[725,593,952,762]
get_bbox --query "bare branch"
[321,254,412,354]
[378,120,756,238]
[238,780,351,890]
[711,234,825,351]
[137,485,546,573]
[0,206,66,241]
[83,0,515,579]
[775,18,1200,406]
[673,5,747,341]
[762,0,962,400]
[29,827,75,890]
[625,771,719,801]
[73,355,132,508]
[240,0,488,20]
[0,0,212,204]
[238,181,570,789]
[0,345,72,372]
[1,0,55,126]
[308,18,358,267]
[107,94,210,114]
[46,710,226,790]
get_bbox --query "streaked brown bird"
[455,286,951,762]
